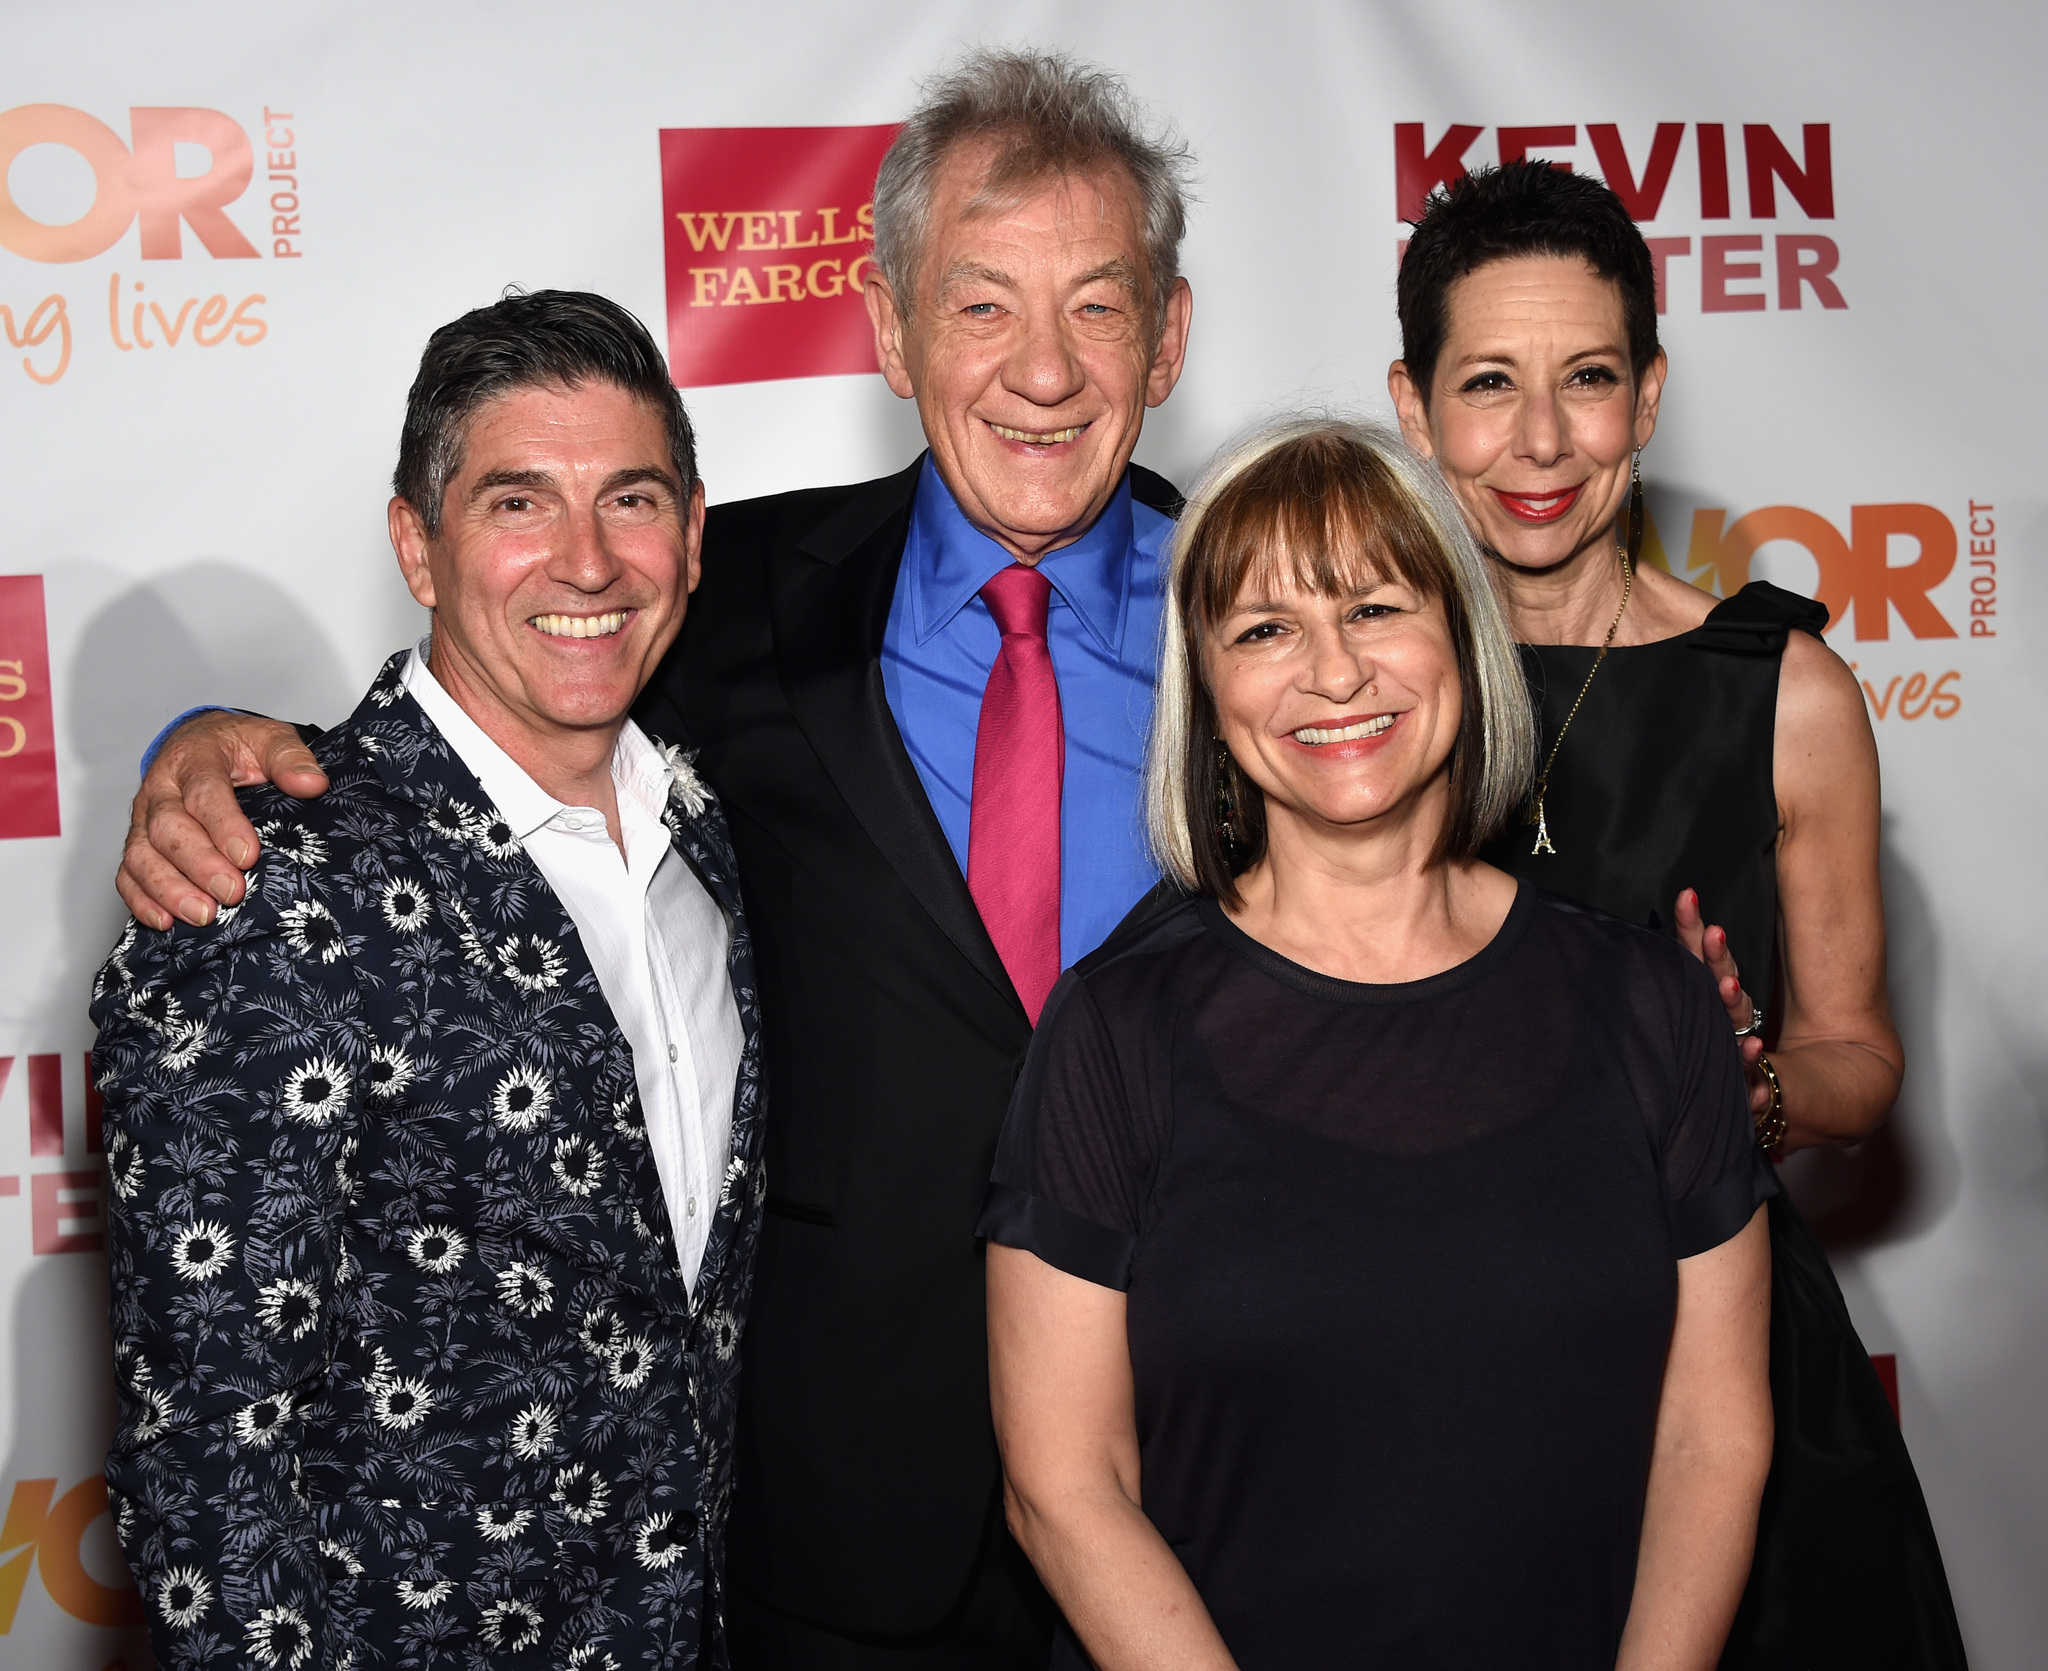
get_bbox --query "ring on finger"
[1734,1002,1765,1038]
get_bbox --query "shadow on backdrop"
[43,560,356,1054]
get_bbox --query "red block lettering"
[1744,123,1834,219]
[1777,235,1847,309]
[1695,124,1732,218]
[27,1053,61,1155]
[1394,123,1483,221]
[1496,125,1575,168]
[1645,237,1691,313]
[31,1170,103,1254]
[1586,124,1684,221]
[1701,236,1766,312]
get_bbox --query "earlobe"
[864,276,916,401]
[1634,350,1668,448]
[387,496,438,610]
[1145,279,1195,407]
[1388,363,1436,459]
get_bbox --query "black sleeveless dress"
[1482,582,1969,1671]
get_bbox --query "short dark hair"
[1398,161,1659,401]
[393,288,697,536]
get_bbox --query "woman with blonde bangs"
[979,418,1776,1670]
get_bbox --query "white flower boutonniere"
[659,742,711,819]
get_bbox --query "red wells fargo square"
[0,574,60,839]
[660,124,901,389]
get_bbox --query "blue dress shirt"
[880,456,1170,972]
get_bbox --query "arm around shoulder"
[118,708,329,931]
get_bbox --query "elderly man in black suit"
[116,49,1194,1671]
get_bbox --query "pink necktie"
[969,565,1065,1023]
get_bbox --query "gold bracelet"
[1753,1052,1787,1157]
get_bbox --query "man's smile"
[529,610,631,639]
[985,420,1090,447]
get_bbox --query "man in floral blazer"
[90,291,764,1670]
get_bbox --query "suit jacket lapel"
[355,671,689,1313]
[769,457,1022,1016]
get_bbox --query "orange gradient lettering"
[0,104,260,262]
[1688,504,1958,640]
[0,1478,142,1630]
[0,295,70,383]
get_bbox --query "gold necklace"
[1527,545,1633,856]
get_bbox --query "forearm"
[1006,1481,1237,1671]
[1616,1429,1771,1671]
[1770,1033,1902,1152]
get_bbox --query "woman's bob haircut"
[1146,417,1535,904]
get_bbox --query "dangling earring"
[1213,739,1241,851]
[1624,449,1646,567]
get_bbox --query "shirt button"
[686,1196,698,1217]
[667,1044,679,1063]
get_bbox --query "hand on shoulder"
[118,711,328,931]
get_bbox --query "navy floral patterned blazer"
[90,652,765,1671]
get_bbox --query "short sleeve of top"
[1646,936,1779,1258]
[979,970,1165,1290]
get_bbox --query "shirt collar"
[401,641,671,839]
[906,455,1135,655]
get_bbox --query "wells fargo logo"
[1395,122,1845,314]
[659,124,900,387]
[0,1477,140,1631]
[0,576,59,839]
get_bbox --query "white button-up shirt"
[403,646,741,1292]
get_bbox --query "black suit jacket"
[632,455,1183,1636]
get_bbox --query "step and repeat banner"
[1,1,2041,1665]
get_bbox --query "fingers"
[181,761,263,882]
[120,798,228,929]
[261,730,330,800]
[1702,923,1743,984]
[126,713,270,921]
[1717,972,1761,1040]
[1673,888,1706,957]
[116,856,178,932]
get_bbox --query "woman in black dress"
[1388,163,1966,1671]
[981,421,1775,1669]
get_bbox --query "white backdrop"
[1,2,2042,1665]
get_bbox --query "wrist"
[1753,1053,1787,1156]
[139,706,239,776]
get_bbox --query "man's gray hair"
[872,48,1195,326]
